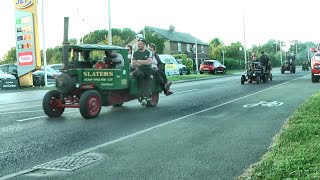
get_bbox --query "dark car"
[200,60,226,74]
[0,64,18,79]
[40,67,61,79]
[48,64,63,72]
[32,71,55,86]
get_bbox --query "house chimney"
[169,24,175,32]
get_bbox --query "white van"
[158,54,187,76]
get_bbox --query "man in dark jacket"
[149,43,173,96]
[260,51,270,73]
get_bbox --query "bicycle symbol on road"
[243,101,284,108]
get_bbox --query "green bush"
[223,58,245,70]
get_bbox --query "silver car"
[0,70,16,80]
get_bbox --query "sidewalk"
[0,89,49,105]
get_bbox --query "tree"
[209,38,223,47]
[1,47,16,64]
[82,28,136,45]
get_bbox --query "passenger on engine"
[102,50,124,69]
[131,39,153,105]
[149,43,173,96]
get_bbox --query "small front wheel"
[147,93,159,107]
[256,76,260,84]
[79,90,102,119]
[43,90,65,118]
[241,75,246,84]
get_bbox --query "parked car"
[32,71,55,86]
[0,69,16,80]
[200,60,226,74]
[48,64,63,72]
[158,55,188,76]
[40,67,61,79]
[0,64,18,79]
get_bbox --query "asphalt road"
[0,69,319,180]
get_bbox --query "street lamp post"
[108,0,112,45]
[42,0,48,86]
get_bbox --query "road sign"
[0,79,19,90]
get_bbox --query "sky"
[1,0,320,58]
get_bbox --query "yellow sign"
[14,0,34,9]
[165,64,177,70]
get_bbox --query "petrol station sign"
[13,0,41,86]
[15,11,36,76]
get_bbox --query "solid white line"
[212,82,237,87]
[0,105,41,112]
[16,111,78,122]
[174,89,199,94]
[0,110,43,115]
[0,75,305,180]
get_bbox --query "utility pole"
[222,50,225,65]
[108,0,112,45]
[195,39,199,73]
[242,8,247,67]
[42,0,47,86]
[280,41,283,64]
[307,42,310,61]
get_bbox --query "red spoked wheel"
[79,90,102,119]
[43,90,65,118]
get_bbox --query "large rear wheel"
[147,93,159,107]
[79,90,102,119]
[43,90,65,118]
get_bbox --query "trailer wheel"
[79,90,102,119]
[147,93,159,107]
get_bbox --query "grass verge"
[238,91,320,179]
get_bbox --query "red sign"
[18,51,33,66]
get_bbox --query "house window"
[201,45,204,53]
[187,44,190,52]
[178,43,182,52]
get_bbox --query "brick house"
[127,25,209,61]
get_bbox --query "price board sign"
[15,11,36,76]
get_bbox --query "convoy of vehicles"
[200,60,226,74]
